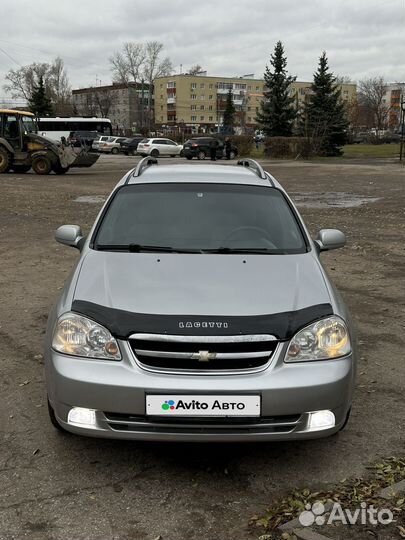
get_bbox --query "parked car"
[92,135,113,152]
[45,157,356,442]
[182,137,238,160]
[98,136,127,154]
[137,138,183,157]
[67,131,101,148]
[119,136,145,155]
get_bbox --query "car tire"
[111,147,119,154]
[32,155,52,175]
[0,147,11,173]
[11,164,31,173]
[170,154,176,157]
[129,149,135,156]
[47,399,68,433]
[197,150,206,160]
[151,149,159,157]
[186,156,192,160]
[180,150,184,157]
[229,151,236,160]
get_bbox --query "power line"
[0,46,21,66]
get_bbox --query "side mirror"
[55,225,84,250]
[315,229,346,252]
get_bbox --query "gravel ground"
[0,154,404,540]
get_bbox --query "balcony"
[167,97,176,104]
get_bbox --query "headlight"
[285,316,351,362]
[52,312,121,360]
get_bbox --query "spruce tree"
[303,52,348,156]
[223,89,235,134]
[256,41,297,136]
[29,76,54,116]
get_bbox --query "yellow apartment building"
[154,74,356,135]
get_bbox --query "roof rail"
[237,158,267,180]
[133,156,158,177]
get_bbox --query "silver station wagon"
[45,158,356,441]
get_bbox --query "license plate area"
[146,394,261,417]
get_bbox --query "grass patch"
[250,456,405,534]
[342,143,400,158]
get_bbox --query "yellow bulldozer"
[0,109,99,174]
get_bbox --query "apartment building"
[154,74,356,134]
[386,83,405,128]
[72,82,151,135]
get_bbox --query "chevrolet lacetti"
[44,158,356,441]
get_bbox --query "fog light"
[307,410,335,431]
[67,407,97,428]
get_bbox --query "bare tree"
[358,77,390,136]
[188,64,204,75]
[3,58,72,114]
[142,41,173,128]
[110,43,146,84]
[4,62,50,101]
[93,88,117,117]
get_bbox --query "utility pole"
[400,95,405,162]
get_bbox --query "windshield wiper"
[95,244,202,253]
[202,247,285,254]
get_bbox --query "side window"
[4,115,19,139]
[166,139,176,145]
[0,115,3,137]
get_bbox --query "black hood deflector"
[71,300,333,340]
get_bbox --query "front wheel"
[229,151,236,160]
[32,155,52,175]
[150,149,159,157]
[111,147,119,155]
[0,147,11,173]
[197,150,206,160]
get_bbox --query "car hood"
[73,251,331,316]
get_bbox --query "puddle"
[291,192,381,208]
[75,195,106,204]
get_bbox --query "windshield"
[21,116,38,134]
[94,183,307,253]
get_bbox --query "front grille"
[129,333,278,372]
[104,412,301,434]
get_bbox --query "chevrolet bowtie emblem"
[192,350,217,362]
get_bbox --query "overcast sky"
[0,0,404,103]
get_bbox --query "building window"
[191,94,197,100]
[200,116,204,121]
[209,105,213,110]
[209,95,213,100]
[160,105,163,110]
[191,104,197,110]
[247,106,251,111]
[209,116,213,121]
[200,95,205,100]
[160,84,163,89]
[200,105,205,110]
[191,115,197,121]
[209,83,213,89]
[200,83,205,88]
[167,81,176,88]
[256,86,260,91]
[248,85,252,90]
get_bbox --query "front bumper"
[45,341,355,442]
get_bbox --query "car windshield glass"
[94,183,307,253]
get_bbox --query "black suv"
[119,135,144,155]
[68,131,102,148]
[183,137,238,160]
